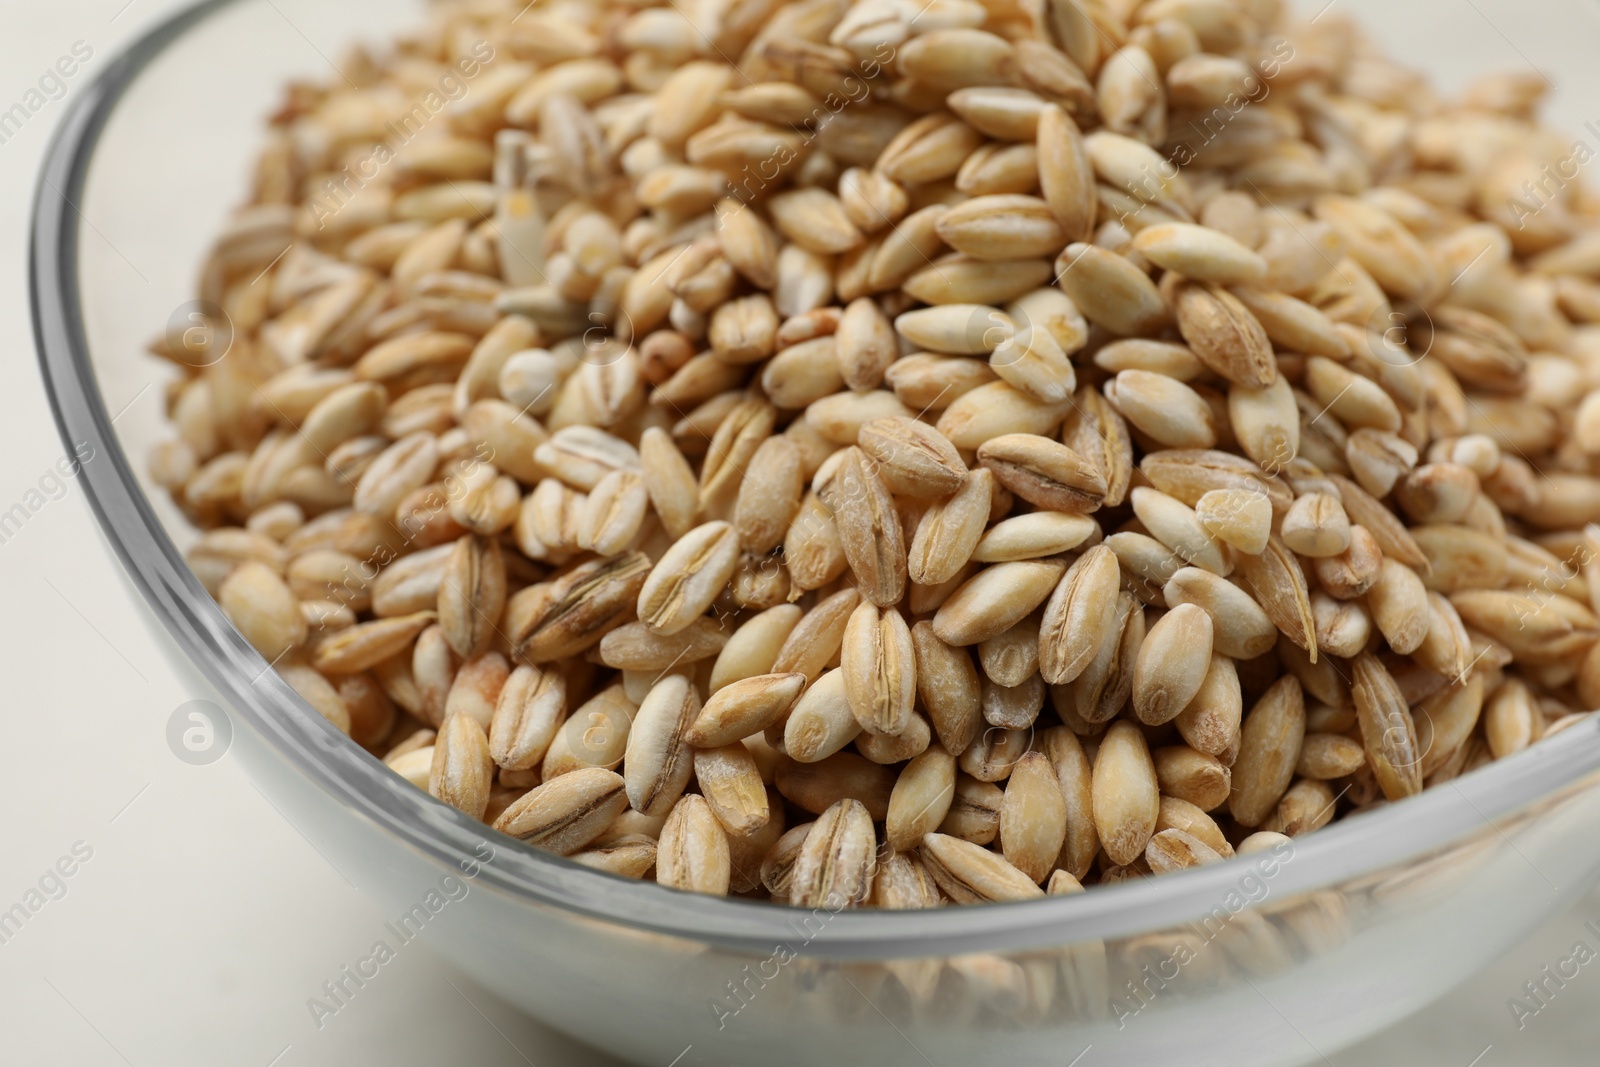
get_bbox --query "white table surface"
[3,1,1599,1063]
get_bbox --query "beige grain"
[841,601,917,737]
[624,675,701,816]
[1229,676,1305,827]
[789,798,876,908]
[921,832,1045,903]
[429,713,494,819]
[656,794,732,896]
[1090,721,1159,867]
[493,767,629,855]
[999,751,1067,884]
[1132,603,1214,726]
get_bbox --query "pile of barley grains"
[149,0,1600,908]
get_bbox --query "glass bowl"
[30,1,1600,1064]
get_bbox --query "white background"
[2,1,1600,1064]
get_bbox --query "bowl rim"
[31,0,1600,960]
